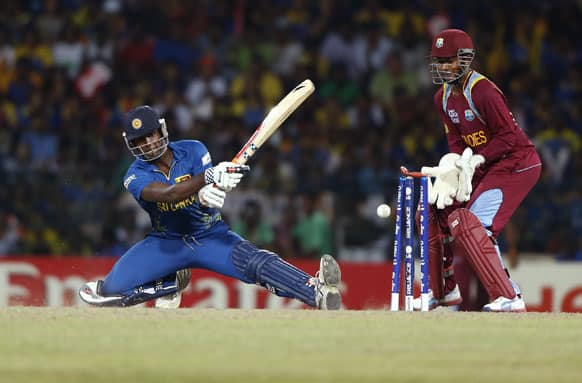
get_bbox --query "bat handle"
[226,165,250,174]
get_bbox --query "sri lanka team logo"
[132,118,142,129]
[464,109,475,121]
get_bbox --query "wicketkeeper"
[413,29,541,312]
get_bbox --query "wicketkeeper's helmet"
[430,29,475,84]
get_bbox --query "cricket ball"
[376,204,391,218]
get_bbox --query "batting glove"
[204,162,250,192]
[198,184,226,209]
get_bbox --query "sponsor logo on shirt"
[461,130,487,147]
[123,174,136,189]
[448,109,460,124]
[464,109,475,121]
[174,174,191,183]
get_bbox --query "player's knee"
[448,208,494,237]
[231,240,277,282]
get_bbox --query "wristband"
[204,167,214,184]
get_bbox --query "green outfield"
[1,308,581,383]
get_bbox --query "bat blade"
[233,79,315,164]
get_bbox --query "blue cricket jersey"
[122,140,224,239]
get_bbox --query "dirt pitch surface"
[1,307,581,383]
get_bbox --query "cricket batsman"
[414,29,542,312]
[79,105,341,310]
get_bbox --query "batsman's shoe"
[315,254,342,310]
[154,269,191,309]
[79,280,123,307]
[154,292,182,309]
[412,284,463,311]
[482,295,527,313]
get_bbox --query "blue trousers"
[102,222,251,295]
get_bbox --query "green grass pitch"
[1,308,581,383]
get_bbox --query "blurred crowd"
[0,0,580,261]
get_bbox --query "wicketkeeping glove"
[421,153,461,209]
[204,161,250,192]
[455,147,485,203]
[198,184,226,209]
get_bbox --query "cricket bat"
[232,79,315,165]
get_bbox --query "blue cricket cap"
[123,105,162,141]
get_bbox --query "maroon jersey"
[434,70,541,177]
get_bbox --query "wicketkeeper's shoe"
[154,269,191,309]
[412,284,463,311]
[79,280,123,307]
[482,295,527,313]
[314,254,342,310]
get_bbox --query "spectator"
[0,1,578,260]
[293,193,333,258]
[369,50,418,106]
[0,212,21,256]
[231,199,274,249]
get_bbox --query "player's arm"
[471,81,518,163]
[140,176,226,209]
[140,162,249,204]
[432,91,485,203]
[433,91,465,154]
[140,175,206,203]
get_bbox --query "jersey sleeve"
[185,140,213,176]
[472,80,519,163]
[122,168,154,202]
[434,90,464,155]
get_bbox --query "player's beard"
[143,143,167,161]
[439,66,463,84]
[139,138,168,161]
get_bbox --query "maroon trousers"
[435,162,541,310]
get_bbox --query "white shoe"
[154,293,182,309]
[413,284,463,311]
[79,281,123,306]
[154,269,191,309]
[482,295,527,312]
[314,254,342,310]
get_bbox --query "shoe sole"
[482,299,527,313]
[320,255,341,286]
[482,307,527,313]
[323,287,341,310]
